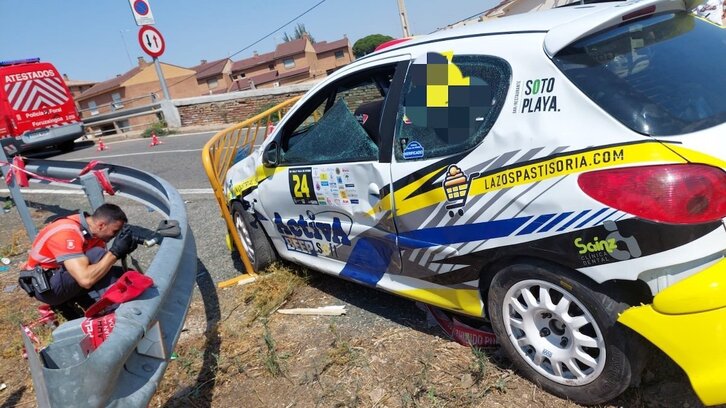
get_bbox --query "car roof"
[368,0,686,58]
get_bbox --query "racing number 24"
[292,174,310,198]
[288,167,318,205]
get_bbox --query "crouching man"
[19,203,138,318]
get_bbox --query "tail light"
[578,164,726,224]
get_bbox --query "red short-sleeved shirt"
[27,214,106,270]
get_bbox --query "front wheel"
[488,261,641,405]
[231,201,277,272]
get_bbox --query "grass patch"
[470,346,488,383]
[262,319,284,377]
[241,263,307,323]
[1,228,30,258]
[327,323,361,367]
[141,120,176,138]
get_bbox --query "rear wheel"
[230,201,276,272]
[488,260,641,405]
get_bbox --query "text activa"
[574,236,617,255]
[274,212,351,246]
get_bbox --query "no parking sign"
[128,0,155,26]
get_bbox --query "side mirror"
[263,141,279,167]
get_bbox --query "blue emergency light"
[0,58,41,67]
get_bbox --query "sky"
[0,0,500,82]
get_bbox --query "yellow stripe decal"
[393,142,685,217]
[227,165,283,200]
[397,288,483,317]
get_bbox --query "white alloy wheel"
[502,279,606,386]
[234,211,256,266]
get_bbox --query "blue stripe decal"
[340,236,397,286]
[516,214,557,236]
[537,212,573,233]
[575,208,609,228]
[398,216,532,249]
[593,209,618,226]
[557,210,590,232]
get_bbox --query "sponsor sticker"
[273,210,353,258]
[518,77,559,114]
[574,220,642,266]
[403,141,425,160]
[288,167,318,205]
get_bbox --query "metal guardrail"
[13,159,197,407]
[78,94,157,117]
[82,102,161,126]
[201,95,301,282]
[82,102,163,136]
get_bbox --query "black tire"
[230,201,277,272]
[487,260,642,405]
[58,140,75,153]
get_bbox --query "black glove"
[109,225,138,259]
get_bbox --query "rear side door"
[257,56,409,285]
[386,50,512,308]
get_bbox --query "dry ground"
[0,206,716,408]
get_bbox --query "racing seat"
[353,99,384,146]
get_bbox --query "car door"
[384,50,512,312]
[257,57,409,286]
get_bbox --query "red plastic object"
[84,270,153,318]
[81,313,116,350]
[78,160,100,176]
[374,37,413,52]
[4,155,29,187]
[424,304,498,347]
[93,170,116,196]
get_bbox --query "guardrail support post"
[0,141,37,240]
[79,172,107,211]
[159,100,181,128]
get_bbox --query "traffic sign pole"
[153,58,171,100]
[138,25,169,100]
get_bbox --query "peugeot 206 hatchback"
[220,0,726,404]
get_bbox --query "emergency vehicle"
[211,0,726,404]
[0,58,84,155]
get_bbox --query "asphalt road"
[3,132,245,284]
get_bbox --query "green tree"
[352,34,395,58]
[283,23,315,43]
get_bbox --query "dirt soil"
[0,206,716,408]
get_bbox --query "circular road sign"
[138,25,165,58]
[134,0,150,15]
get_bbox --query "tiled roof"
[277,66,310,80]
[77,66,142,100]
[64,78,96,87]
[247,70,280,85]
[227,78,253,92]
[233,66,311,89]
[190,58,229,80]
[313,38,349,54]
[274,37,307,59]
[231,51,275,72]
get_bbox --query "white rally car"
[222,0,726,404]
